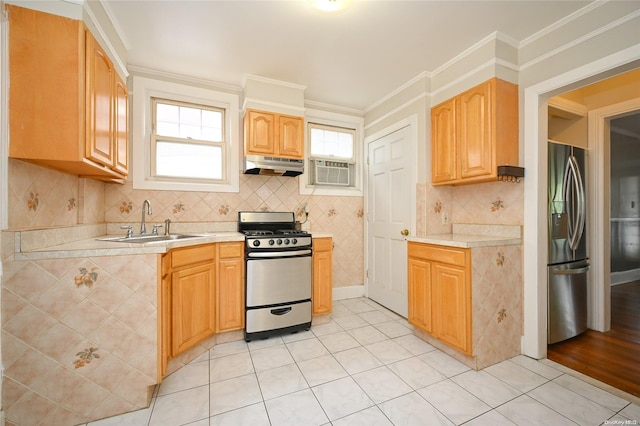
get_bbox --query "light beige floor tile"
[210,352,254,383]
[311,376,374,420]
[387,356,446,390]
[265,389,329,426]
[331,406,393,426]
[379,391,453,426]
[286,337,329,362]
[210,402,270,426]
[256,363,309,401]
[250,345,294,372]
[418,380,491,424]
[297,354,348,387]
[318,331,361,353]
[353,366,412,404]
[149,385,209,426]
[334,346,383,375]
[209,374,262,416]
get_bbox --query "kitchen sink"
[97,234,205,244]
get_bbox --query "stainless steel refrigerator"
[548,142,589,344]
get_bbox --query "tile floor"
[86,297,640,426]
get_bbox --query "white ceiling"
[104,0,591,111]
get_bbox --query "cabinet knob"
[401,229,409,236]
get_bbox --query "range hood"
[244,155,304,177]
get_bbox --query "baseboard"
[332,284,365,300]
[611,268,640,285]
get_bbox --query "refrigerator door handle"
[563,154,586,252]
[552,266,590,275]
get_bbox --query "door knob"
[401,229,409,236]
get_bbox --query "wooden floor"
[547,280,640,398]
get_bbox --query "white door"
[367,126,412,317]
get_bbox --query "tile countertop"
[408,223,522,248]
[6,224,244,260]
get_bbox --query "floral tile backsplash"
[8,159,364,288]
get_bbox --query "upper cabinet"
[244,109,304,159]
[7,5,128,182]
[431,78,518,185]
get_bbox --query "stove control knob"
[284,238,290,245]
[252,240,261,247]
[269,239,275,246]
[277,239,283,245]
[292,238,297,245]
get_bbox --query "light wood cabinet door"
[114,74,129,174]
[171,262,216,356]
[244,109,305,159]
[245,110,276,155]
[408,256,432,333]
[458,80,492,180]
[278,114,304,159]
[407,242,471,355]
[431,78,518,185]
[432,263,471,354]
[85,31,114,168]
[312,238,333,315]
[431,98,457,184]
[216,242,245,333]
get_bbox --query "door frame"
[522,46,640,360]
[588,98,640,333]
[363,115,418,299]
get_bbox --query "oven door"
[246,252,312,307]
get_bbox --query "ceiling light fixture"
[309,0,352,12]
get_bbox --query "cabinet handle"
[401,229,409,236]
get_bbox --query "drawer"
[171,244,215,269]
[408,242,468,267]
[313,237,333,252]
[218,242,244,259]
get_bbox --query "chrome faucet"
[140,199,152,235]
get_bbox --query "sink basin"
[97,234,204,244]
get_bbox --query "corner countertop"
[407,223,522,248]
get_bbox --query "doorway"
[547,108,640,398]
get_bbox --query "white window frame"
[132,76,240,192]
[300,109,364,196]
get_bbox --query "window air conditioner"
[312,159,354,186]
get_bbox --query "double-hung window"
[132,76,239,192]
[301,110,363,196]
[151,99,225,181]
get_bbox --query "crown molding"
[519,0,607,48]
[128,65,242,94]
[365,71,430,114]
[83,2,128,78]
[241,74,307,91]
[98,0,131,51]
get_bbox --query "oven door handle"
[247,249,312,258]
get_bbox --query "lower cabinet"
[408,242,472,355]
[171,261,216,356]
[312,237,333,315]
[216,242,245,333]
[159,241,244,378]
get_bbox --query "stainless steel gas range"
[238,211,312,341]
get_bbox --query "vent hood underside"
[244,155,304,177]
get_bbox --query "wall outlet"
[441,212,449,225]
